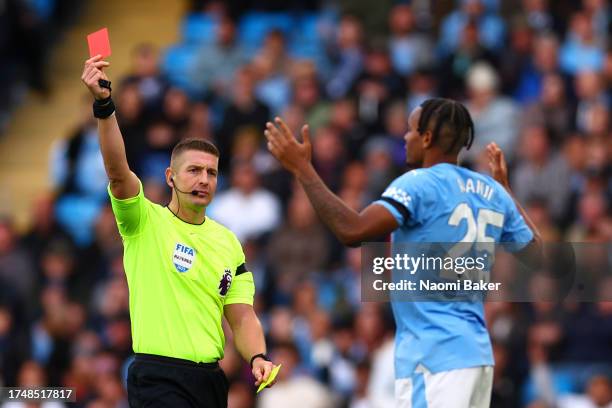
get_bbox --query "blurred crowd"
[0,0,84,133]
[1,0,612,407]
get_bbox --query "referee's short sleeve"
[224,236,255,305]
[224,271,255,305]
[108,180,148,237]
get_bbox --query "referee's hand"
[252,358,276,388]
[81,54,111,100]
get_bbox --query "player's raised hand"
[264,117,312,175]
[81,55,111,100]
[487,142,510,189]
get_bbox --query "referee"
[81,55,276,407]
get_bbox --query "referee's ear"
[165,167,175,188]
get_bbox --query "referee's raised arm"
[81,54,139,199]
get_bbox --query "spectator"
[329,98,369,161]
[438,20,499,99]
[208,160,281,242]
[376,101,408,170]
[523,73,575,145]
[115,82,147,171]
[0,305,29,388]
[525,199,562,241]
[161,87,191,134]
[574,71,608,135]
[387,4,434,76]
[464,63,520,161]
[49,98,108,247]
[121,43,168,112]
[362,137,395,199]
[438,0,506,55]
[325,15,364,100]
[405,68,437,114]
[353,43,405,132]
[0,217,36,310]
[366,330,395,408]
[192,14,248,95]
[290,62,330,130]
[560,11,605,75]
[349,360,372,408]
[512,126,572,223]
[21,193,74,266]
[217,66,271,173]
[515,0,557,33]
[252,30,293,115]
[311,126,347,192]
[499,17,535,95]
[181,101,214,141]
[266,187,329,295]
[514,33,562,104]
[558,375,612,408]
[138,121,176,184]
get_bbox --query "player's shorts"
[395,365,493,408]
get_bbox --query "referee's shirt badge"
[173,243,195,272]
[218,268,232,296]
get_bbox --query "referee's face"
[173,150,219,207]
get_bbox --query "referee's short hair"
[171,138,220,165]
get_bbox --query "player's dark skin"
[264,107,542,252]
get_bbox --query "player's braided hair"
[417,98,475,154]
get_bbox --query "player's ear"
[421,130,433,149]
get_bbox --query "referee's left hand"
[252,358,276,388]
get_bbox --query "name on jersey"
[456,177,494,201]
[173,243,195,272]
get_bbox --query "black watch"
[250,353,269,368]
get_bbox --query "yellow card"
[256,364,282,393]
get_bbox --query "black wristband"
[250,353,269,368]
[93,96,115,119]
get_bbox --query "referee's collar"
[165,206,207,226]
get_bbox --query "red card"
[87,27,111,58]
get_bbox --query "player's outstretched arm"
[81,55,139,199]
[265,118,399,246]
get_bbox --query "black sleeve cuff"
[379,196,410,223]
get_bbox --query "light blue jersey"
[375,163,533,379]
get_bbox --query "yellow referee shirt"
[108,181,255,363]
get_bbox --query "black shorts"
[127,353,229,408]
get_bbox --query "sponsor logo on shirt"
[173,243,195,272]
[218,268,232,296]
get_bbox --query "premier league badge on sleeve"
[218,268,232,296]
[173,243,195,272]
